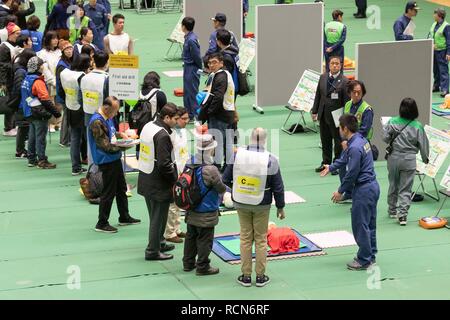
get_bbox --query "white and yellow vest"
[80,70,109,114]
[138,121,167,174]
[209,69,235,112]
[60,69,84,111]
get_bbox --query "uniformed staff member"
[393,1,420,41]
[181,17,202,122]
[429,8,450,97]
[321,114,380,270]
[84,0,108,50]
[138,103,179,261]
[335,80,374,200]
[324,10,346,70]
[80,51,109,165]
[382,98,429,226]
[312,56,349,174]
[223,128,286,287]
[203,13,238,69]
[354,0,367,19]
[243,0,249,36]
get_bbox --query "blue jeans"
[208,117,233,167]
[28,119,48,162]
[70,126,83,172]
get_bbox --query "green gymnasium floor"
[1,0,450,300]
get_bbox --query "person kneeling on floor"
[88,96,141,233]
[182,133,227,276]
[222,128,286,287]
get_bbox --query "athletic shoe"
[118,217,141,226]
[15,151,28,159]
[95,224,118,233]
[28,160,38,167]
[37,160,56,169]
[3,128,17,137]
[399,216,407,226]
[346,259,370,271]
[256,275,270,287]
[72,168,88,176]
[237,275,252,287]
[388,212,397,219]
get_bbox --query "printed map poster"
[238,38,256,73]
[416,125,450,178]
[288,69,321,112]
[169,15,185,44]
[440,165,450,190]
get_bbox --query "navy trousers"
[355,0,367,11]
[351,180,380,266]
[183,63,200,119]
[433,50,449,94]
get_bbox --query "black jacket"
[6,63,26,111]
[221,45,239,76]
[15,2,36,30]
[0,41,14,89]
[311,72,349,124]
[137,118,178,202]
[200,70,234,124]
[0,5,12,29]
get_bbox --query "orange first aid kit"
[419,216,448,229]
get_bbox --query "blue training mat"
[212,229,323,262]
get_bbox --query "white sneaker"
[49,127,56,133]
[3,129,17,137]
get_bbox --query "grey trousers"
[144,197,170,256]
[387,155,416,218]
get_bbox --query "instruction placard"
[238,38,256,73]
[416,125,450,178]
[168,15,185,44]
[109,55,139,100]
[288,69,321,112]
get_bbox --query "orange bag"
[174,88,184,97]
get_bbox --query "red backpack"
[173,164,211,211]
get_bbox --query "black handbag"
[237,71,250,96]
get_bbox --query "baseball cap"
[405,1,420,12]
[211,13,226,24]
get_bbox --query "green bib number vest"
[344,100,373,140]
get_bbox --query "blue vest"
[19,74,40,118]
[21,30,43,52]
[194,165,220,213]
[88,112,122,165]
[55,59,71,104]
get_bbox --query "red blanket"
[267,227,300,254]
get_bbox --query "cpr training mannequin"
[266,222,300,254]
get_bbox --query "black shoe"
[433,86,440,93]
[354,13,367,19]
[28,160,38,167]
[16,151,28,159]
[88,197,100,205]
[95,224,118,233]
[331,170,339,176]
[412,194,424,202]
[399,216,407,226]
[72,168,87,176]
[196,267,219,276]
[440,92,448,98]
[315,164,326,173]
[237,274,252,287]
[145,253,173,261]
[118,216,141,226]
[160,244,175,252]
[256,275,270,287]
[183,265,196,272]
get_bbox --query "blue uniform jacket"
[243,0,249,13]
[183,31,202,68]
[84,4,108,33]
[348,100,374,139]
[393,15,413,41]
[47,3,72,30]
[324,25,347,52]
[222,146,286,209]
[330,133,376,195]
[204,29,239,57]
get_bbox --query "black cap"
[405,1,420,12]
[212,13,227,24]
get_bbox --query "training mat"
[213,229,324,264]
[303,230,357,249]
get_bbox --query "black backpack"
[173,164,211,211]
[128,90,159,131]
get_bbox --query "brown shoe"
[37,160,56,169]
[166,236,183,243]
[177,232,186,238]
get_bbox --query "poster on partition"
[109,55,139,100]
[169,15,185,44]
[238,38,255,73]
[287,69,321,112]
[416,125,450,178]
[440,165,450,190]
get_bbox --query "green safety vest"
[325,21,344,44]
[69,16,91,44]
[47,0,57,15]
[430,21,449,51]
[344,100,373,140]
